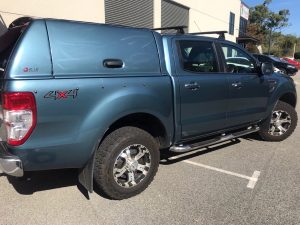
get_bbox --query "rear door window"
[178,40,219,73]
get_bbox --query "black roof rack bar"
[188,31,228,39]
[152,26,187,34]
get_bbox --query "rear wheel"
[94,126,159,200]
[259,101,297,141]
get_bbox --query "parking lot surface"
[1,73,300,225]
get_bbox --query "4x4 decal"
[44,89,78,100]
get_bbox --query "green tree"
[280,35,297,56]
[249,0,289,54]
[245,23,263,53]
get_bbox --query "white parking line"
[182,160,261,189]
[246,170,261,189]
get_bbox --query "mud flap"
[78,154,95,193]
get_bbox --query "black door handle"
[184,82,200,90]
[103,59,124,68]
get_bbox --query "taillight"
[2,92,36,146]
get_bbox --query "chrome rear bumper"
[0,142,23,177]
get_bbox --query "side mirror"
[260,62,273,76]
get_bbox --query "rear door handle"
[231,81,242,89]
[184,82,200,90]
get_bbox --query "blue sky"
[245,0,300,36]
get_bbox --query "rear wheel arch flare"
[101,113,169,149]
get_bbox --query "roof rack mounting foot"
[152,26,187,34]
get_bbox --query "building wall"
[0,0,242,42]
[0,0,105,35]
[174,0,241,42]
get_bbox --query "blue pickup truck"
[0,18,297,199]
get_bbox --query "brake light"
[2,92,36,146]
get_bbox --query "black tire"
[94,126,159,200]
[259,101,297,142]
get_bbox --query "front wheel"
[259,101,297,142]
[93,126,159,200]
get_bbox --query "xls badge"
[44,89,78,100]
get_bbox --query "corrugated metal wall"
[105,0,154,28]
[161,0,189,33]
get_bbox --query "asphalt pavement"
[0,73,300,225]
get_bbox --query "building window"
[239,17,248,36]
[229,12,235,35]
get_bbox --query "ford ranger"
[0,18,297,199]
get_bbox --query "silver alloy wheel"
[113,144,151,188]
[268,110,292,136]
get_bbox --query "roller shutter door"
[162,0,189,33]
[105,0,154,28]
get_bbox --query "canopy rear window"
[0,17,32,76]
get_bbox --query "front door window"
[221,44,256,74]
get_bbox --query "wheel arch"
[102,112,170,149]
[279,92,297,108]
[78,112,171,193]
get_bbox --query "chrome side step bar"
[170,126,260,153]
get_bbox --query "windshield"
[269,56,282,62]
[280,58,289,63]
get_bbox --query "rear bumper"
[0,142,23,177]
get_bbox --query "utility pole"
[267,29,272,55]
[292,43,296,58]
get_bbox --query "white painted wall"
[0,0,105,35]
[174,0,241,42]
[0,0,242,41]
